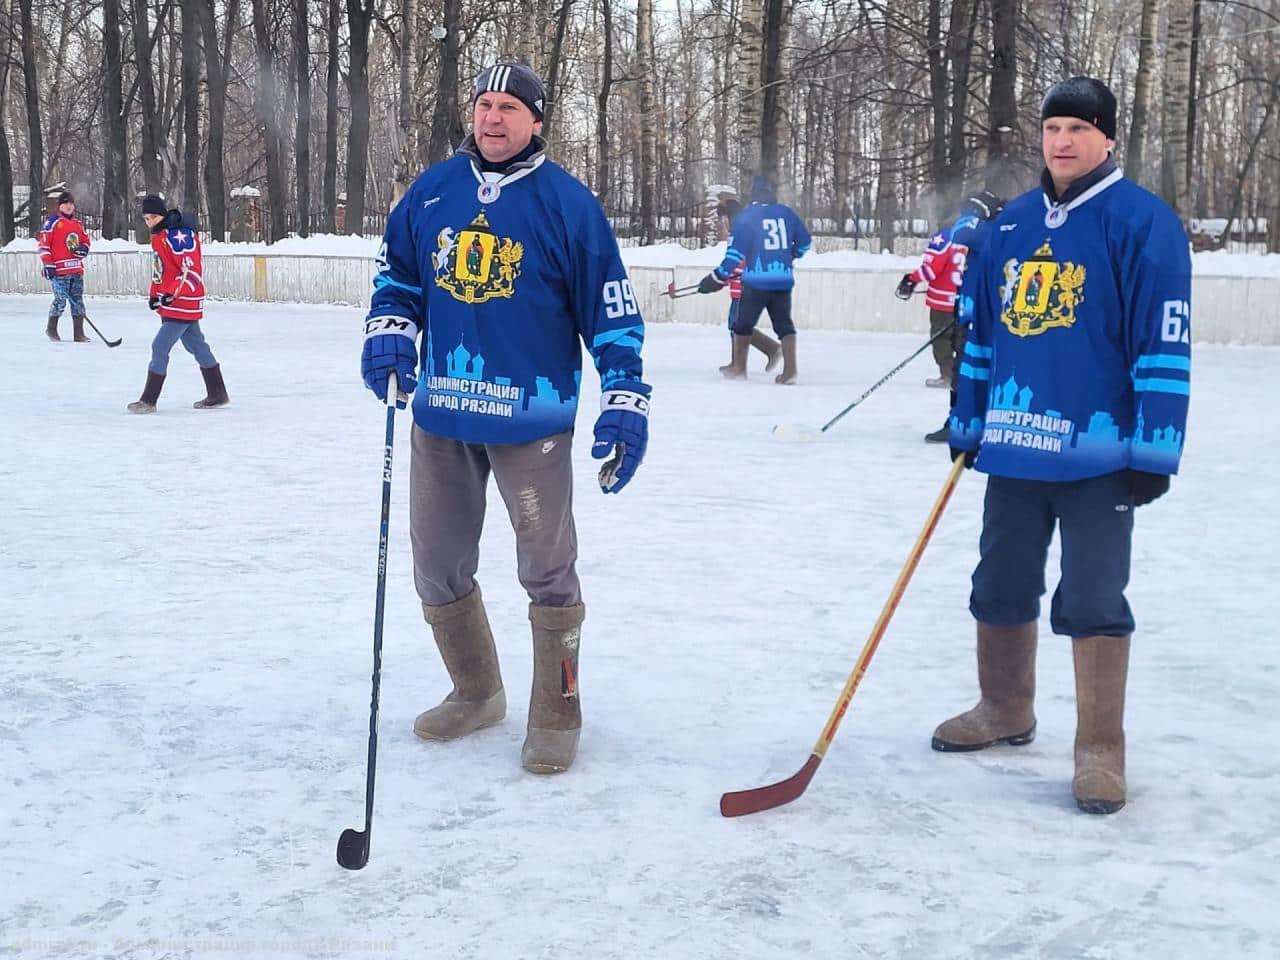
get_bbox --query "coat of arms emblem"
[998,239,1086,337]
[434,212,523,304]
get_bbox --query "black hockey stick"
[772,321,955,441]
[337,371,402,871]
[83,314,122,348]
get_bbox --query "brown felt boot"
[413,585,506,740]
[127,371,166,414]
[522,602,586,774]
[932,621,1037,751]
[719,335,750,380]
[750,329,782,372]
[46,316,61,342]
[1072,634,1130,814]
[193,364,230,408]
[774,334,798,384]
[71,315,91,342]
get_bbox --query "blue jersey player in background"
[698,176,811,383]
[932,77,1191,816]
[360,62,652,776]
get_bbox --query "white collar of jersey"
[469,154,545,191]
[1042,167,1123,215]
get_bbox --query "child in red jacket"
[127,195,229,413]
[37,190,91,342]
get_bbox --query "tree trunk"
[0,17,14,245]
[946,0,978,202]
[180,1,201,213]
[323,0,339,231]
[19,0,44,232]
[926,0,947,208]
[131,0,162,193]
[595,0,614,202]
[636,0,657,243]
[985,0,1019,197]
[392,0,416,205]
[345,0,374,232]
[541,0,575,139]
[295,0,312,235]
[1185,0,1202,198]
[1123,0,1158,186]
[251,0,288,241]
[196,0,234,240]
[1162,0,1193,219]
[737,0,764,186]
[100,0,129,237]
[427,0,462,164]
[758,0,785,182]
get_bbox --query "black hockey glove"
[43,265,57,281]
[895,274,915,300]
[1129,470,1170,507]
[72,244,90,258]
[950,445,977,469]
[697,273,724,295]
[148,294,162,310]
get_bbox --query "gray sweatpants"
[409,425,581,608]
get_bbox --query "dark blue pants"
[733,286,795,338]
[970,472,1136,638]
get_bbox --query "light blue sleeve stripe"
[593,325,644,351]
[1133,377,1191,395]
[373,274,423,295]
[1135,354,1191,372]
[959,363,990,381]
[964,341,993,359]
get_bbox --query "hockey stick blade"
[771,422,824,442]
[720,754,821,817]
[82,315,122,348]
[336,827,370,870]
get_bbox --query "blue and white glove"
[361,316,419,407]
[592,381,651,494]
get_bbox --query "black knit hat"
[56,191,74,205]
[140,194,167,216]
[1041,76,1117,140]
[474,62,546,120]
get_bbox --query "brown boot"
[127,371,166,414]
[46,316,61,342]
[932,621,1037,751]
[522,602,586,774]
[718,335,750,380]
[193,364,230,408]
[413,585,506,740]
[774,334,798,385]
[750,329,782,372]
[72,315,91,342]
[1072,634,1130,814]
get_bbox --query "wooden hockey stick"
[720,454,967,817]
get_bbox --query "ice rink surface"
[1,294,1276,959]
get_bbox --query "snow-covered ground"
[1,294,1277,960]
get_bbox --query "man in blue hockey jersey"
[360,62,652,775]
[697,175,811,383]
[933,77,1191,815]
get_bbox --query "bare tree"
[1162,0,1194,219]
[101,0,129,237]
[345,0,376,232]
[251,0,287,241]
[180,1,201,213]
[391,0,416,205]
[1124,0,1159,186]
[296,0,312,235]
[131,0,162,193]
[738,0,763,184]
[0,0,18,243]
[594,0,615,202]
[986,0,1019,197]
[196,0,235,240]
[427,0,463,165]
[18,0,44,231]
[636,0,657,242]
[322,0,339,230]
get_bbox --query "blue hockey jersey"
[950,168,1191,481]
[713,203,811,291]
[366,138,645,445]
